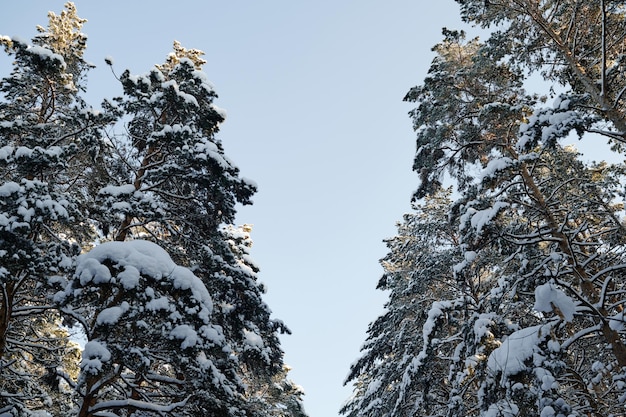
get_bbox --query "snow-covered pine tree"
[342,189,463,417]
[0,3,113,415]
[1,3,305,416]
[404,29,626,416]
[113,43,296,415]
[347,26,626,416]
[60,39,302,416]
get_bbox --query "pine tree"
[342,189,462,417]
[409,30,626,416]
[346,26,626,416]
[0,3,112,414]
[60,36,299,417]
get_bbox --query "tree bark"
[114,144,157,242]
[0,282,14,362]
[510,144,626,367]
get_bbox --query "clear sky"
[1,2,467,416]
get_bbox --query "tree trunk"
[515,0,626,138]
[511,146,626,367]
[114,144,157,242]
[0,282,14,362]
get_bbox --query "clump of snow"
[0,181,21,197]
[127,73,150,86]
[10,35,26,44]
[161,79,199,107]
[470,202,509,235]
[516,96,584,151]
[27,44,66,69]
[473,313,497,341]
[155,123,193,138]
[241,177,258,189]
[194,139,230,169]
[81,341,111,375]
[80,107,102,119]
[0,145,13,161]
[77,258,112,285]
[553,95,571,110]
[200,324,224,345]
[191,68,216,93]
[211,103,227,119]
[170,325,199,349]
[118,265,140,289]
[534,282,577,322]
[243,329,264,349]
[146,296,171,311]
[487,324,548,380]
[96,302,130,325]
[481,157,514,182]
[459,201,509,236]
[75,240,211,307]
[464,250,477,262]
[99,184,136,197]
[454,250,478,273]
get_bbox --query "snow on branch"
[534,282,578,322]
[487,324,554,383]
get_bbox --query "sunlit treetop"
[35,2,87,61]
[156,40,207,73]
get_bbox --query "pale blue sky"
[2,2,465,416]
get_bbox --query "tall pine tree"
[345,25,626,416]
[0,3,111,414]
